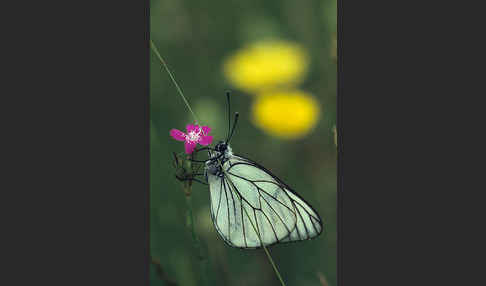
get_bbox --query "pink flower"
[170,124,213,154]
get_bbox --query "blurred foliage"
[150,0,337,285]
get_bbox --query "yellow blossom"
[251,90,320,139]
[223,40,309,92]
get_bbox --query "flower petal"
[201,126,211,136]
[199,135,213,146]
[170,129,186,141]
[186,124,199,134]
[184,141,197,154]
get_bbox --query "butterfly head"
[213,141,233,158]
[206,141,232,177]
[215,141,227,153]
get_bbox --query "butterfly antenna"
[226,112,239,144]
[225,90,232,142]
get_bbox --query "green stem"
[185,194,209,286]
[182,160,209,286]
[242,202,287,286]
[223,171,287,286]
[150,40,200,124]
[185,195,198,242]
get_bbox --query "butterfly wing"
[207,154,323,249]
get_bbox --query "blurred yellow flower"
[223,40,309,92]
[251,90,320,139]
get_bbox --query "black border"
[11,0,151,284]
[337,0,343,284]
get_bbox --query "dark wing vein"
[222,178,231,243]
[293,201,310,237]
[215,178,223,229]
[260,203,280,242]
[227,171,295,213]
[259,192,294,233]
[227,170,297,238]
[241,199,247,247]
[294,200,320,233]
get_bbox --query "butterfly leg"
[190,178,208,186]
[186,158,208,163]
[175,174,208,186]
[194,147,217,152]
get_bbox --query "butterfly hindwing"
[207,154,323,249]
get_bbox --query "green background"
[150,0,337,285]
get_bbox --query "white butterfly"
[199,93,323,249]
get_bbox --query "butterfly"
[192,92,323,249]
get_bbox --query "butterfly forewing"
[207,154,323,249]
[208,174,262,248]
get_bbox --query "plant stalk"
[223,170,287,286]
[150,40,200,124]
[182,159,209,286]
